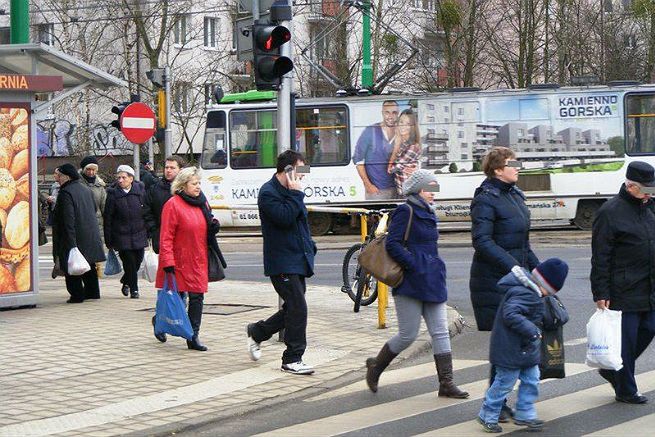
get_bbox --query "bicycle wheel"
[354,267,378,312]
[341,243,364,301]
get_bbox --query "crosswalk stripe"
[583,413,655,436]
[416,368,655,436]
[305,359,487,402]
[254,362,591,437]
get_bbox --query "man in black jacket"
[52,164,106,303]
[591,161,655,404]
[142,156,185,253]
[246,150,317,375]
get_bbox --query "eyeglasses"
[505,160,523,169]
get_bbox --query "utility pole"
[10,0,29,44]
[361,0,373,89]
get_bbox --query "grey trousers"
[387,294,451,356]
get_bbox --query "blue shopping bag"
[154,273,194,340]
[104,249,122,276]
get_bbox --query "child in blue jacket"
[478,258,569,433]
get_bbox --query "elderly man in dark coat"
[591,161,655,404]
[52,163,106,303]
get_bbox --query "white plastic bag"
[586,308,623,371]
[67,247,91,276]
[142,247,158,283]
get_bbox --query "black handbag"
[208,244,225,282]
[540,326,565,379]
[543,295,569,330]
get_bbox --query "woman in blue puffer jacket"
[469,146,540,421]
[365,170,468,399]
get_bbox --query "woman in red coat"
[154,167,218,351]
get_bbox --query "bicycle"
[341,208,394,312]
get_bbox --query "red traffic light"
[255,25,291,51]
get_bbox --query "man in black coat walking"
[52,164,106,303]
[245,150,317,375]
[591,161,655,404]
[142,156,185,253]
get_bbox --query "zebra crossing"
[248,358,655,436]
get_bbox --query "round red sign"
[120,102,156,144]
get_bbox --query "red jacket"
[155,195,208,293]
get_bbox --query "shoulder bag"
[358,206,413,288]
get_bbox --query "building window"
[309,25,332,61]
[37,23,54,45]
[174,14,190,45]
[174,81,192,113]
[204,17,218,48]
[0,27,9,45]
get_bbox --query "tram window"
[626,93,655,155]
[201,110,227,169]
[229,110,278,169]
[295,106,349,166]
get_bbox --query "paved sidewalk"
[0,275,466,437]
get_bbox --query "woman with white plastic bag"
[586,309,623,371]
[52,164,106,303]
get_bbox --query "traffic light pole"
[276,0,294,152]
[164,66,173,158]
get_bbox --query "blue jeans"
[479,365,540,423]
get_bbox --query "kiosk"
[0,43,126,309]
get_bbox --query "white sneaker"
[246,324,261,361]
[281,361,315,375]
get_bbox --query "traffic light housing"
[110,95,140,131]
[252,22,293,91]
[110,101,129,130]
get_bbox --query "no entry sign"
[120,102,156,144]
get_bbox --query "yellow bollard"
[378,282,388,329]
[360,214,367,243]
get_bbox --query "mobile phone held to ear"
[296,165,311,174]
[284,165,294,175]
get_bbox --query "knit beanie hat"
[402,170,439,196]
[116,164,135,177]
[532,258,568,294]
[57,163,80,181]
[80,155,99,170]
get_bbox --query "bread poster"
[0,105,31,294]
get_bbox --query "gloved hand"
[163,266,175,273]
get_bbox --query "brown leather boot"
[435,352,469,399]
[366,343,398,393]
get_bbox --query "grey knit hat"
[402,169,439,196]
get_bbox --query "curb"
[134,306,467,437]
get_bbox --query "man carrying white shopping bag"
[591,161,655,404]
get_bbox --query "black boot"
[366,343,398,393]
[152,315,166,343]
[187,335,208,351]
[130,290,139,299]
[435,353,469,399]
[121,283,130,297]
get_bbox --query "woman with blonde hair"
[388,109,422,196]
[154,167,223,351]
